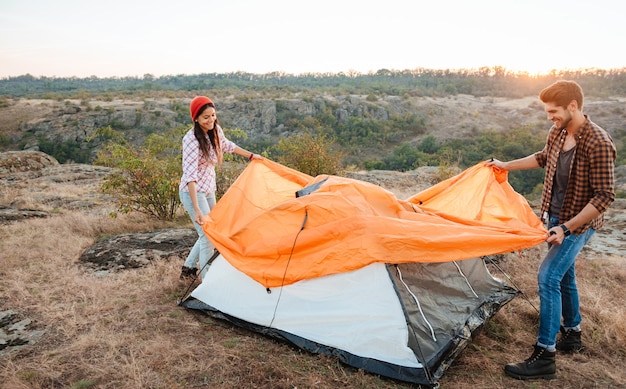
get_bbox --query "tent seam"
[396,266,437,342]
[453,261,479,298]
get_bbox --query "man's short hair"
[539,80,584,110]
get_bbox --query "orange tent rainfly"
[202,159,546,288]
[182,159,547,387]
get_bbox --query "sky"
[1,0,625,79]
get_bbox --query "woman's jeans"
[537,216,594,349]
[180,191,216,279]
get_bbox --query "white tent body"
[193,255,421,368]
[183,252,516,386]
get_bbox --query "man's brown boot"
[556,326,583,353]
[504,345,556,380]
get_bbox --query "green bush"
[363,127,548,195]
[378,142,428,171]
[37,135,91,163]
[215,161,247,200]
[94,126,185,220]
[92,125,261,219]
[272,133,343,176]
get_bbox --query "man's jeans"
[537,216,594,349]
[180,191,216,279]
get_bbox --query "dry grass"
[1,202,625,388]
[443,246,626,389]
[0,211,406,389]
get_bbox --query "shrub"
[272,133,343,176]
[37,135,91,163]
[215,161,247,200]
[94,126,185,220]
[92,125,258,219]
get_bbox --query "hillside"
[1,94,624,163]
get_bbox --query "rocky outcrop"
[0,150,58,176]
[344,166,449,194]
[78,228,197,275]
[0,205,49,223]
[0,151,114,223]
[3,95,626,160]
[206,95,407,136]
[6,95,420,151]
[218,99,278,134]
[16,99,184,152]
[0,310,45,358]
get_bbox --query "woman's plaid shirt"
[534,116,616,234]
[179,125,236,194]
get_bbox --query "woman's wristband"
[249,153,254,160]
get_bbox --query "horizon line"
[3,66,626,80]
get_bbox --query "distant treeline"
[2,67,626,98]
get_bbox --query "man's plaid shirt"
[534,115,616,234]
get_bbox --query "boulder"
[78,228,197,274]
[0,310,45,357]
[0,150,58,176]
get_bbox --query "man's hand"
[546,226,565,244]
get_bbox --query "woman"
[179,96,261,280]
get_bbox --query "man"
[487,80,616,380]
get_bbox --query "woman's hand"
[193,205,205,225]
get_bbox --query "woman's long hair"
[193,103,223,164]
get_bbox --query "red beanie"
[189,96,213,120]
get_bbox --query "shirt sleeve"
[217,125,237,154]
[180,130,200,188]
[588,136,616,214]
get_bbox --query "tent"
[180,159,546,387]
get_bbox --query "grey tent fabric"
[387,259,518,382]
